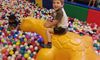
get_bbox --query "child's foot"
[45,42,52,48]
[39,42,45,48]
[39,42,52,48]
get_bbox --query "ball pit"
[0,20,43,60]
[0,0,100,60]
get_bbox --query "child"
[8,13,20,30]
[43,0,69,48]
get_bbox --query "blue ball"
[20,46,26,51]
[20,50,25,55]
[30,53,34,58]
[0,27,3,30]
[96,46,100,50]
[15,31,19,34]
[37,38,43,43]
[8,36,13,39]
[93,43,98,47]
[20,38,24,42]
[13,34,17,38]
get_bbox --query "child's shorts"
[54,27,67,35]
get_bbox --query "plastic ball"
[37,38,43,43]
[15,51,19,55]
[34,46,38,50]
[22,57,26,60]
[8,56,11,60]
[30,53,34,58]
[12,54,16,58]
[33,52,36,55]
[97,39,100,43]
[9,50,14,55]
[93,43,98,47]
[1,48,7,54]
[24,53,29,58]
[16,55,22,60]
[28,57,31,60]
[29,45,33,48]
[20,50,25,55]
[1,39,5,43]
[2,55,7,60]
[16,41,20,46]
[27,50,31,54]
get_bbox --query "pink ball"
[3,55,7,60]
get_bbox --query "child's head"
[53,0,64,10]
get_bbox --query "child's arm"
[44,20,59,28]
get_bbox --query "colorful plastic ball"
[24,53,29,58]
[16,55,22,60]
[13,34,18,38]
[37,38,43,43]
[1,39,5,43]
[1,48,7,54]
[9,50,14,55]
[34,46,38,50]
[0,27,4,30]
[30,53,34,58]
[33,52,36,55]
[2,55,7,60]
[15,51,19,55]
[22,57,26,60]
[20,50,25,55]
[97,40,100,43]
[96,46,100,50]
[93,43,98,47]
[27,50,31,54]
[30,48,34,53]
[8,56,11,60]
[16,41,20,46]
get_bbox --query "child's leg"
[45,28,53,48]
[46,28,53,42]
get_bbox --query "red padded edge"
[87,9,100,26]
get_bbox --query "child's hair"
[53,0,64,5]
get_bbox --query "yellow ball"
[16,41,20,46]
[24,53,29,58]
[9,50,14,55]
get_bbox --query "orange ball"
[1,48,7,54]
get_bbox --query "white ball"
[27,50,31,54]
[33,52,36,55]
[29,45,33,48]
[8,56,11,60]
[15,51,19,55]
[31,58,35,60]
[34,46,38,50]
[25,46,29,49]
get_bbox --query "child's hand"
[44,20,53,28]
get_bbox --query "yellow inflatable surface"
[20,17,100,60]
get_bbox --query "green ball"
[93,43,98,47]
[97,39,100,43]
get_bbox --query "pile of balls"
[68,18,100,55]
[0,0,53,22]
[0,21,43,60]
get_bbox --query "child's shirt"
[53,8,68,28]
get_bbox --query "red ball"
[3,55,7,60]
[30,48,34,53]
[1,48,7,54]
[21,42,25,45]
